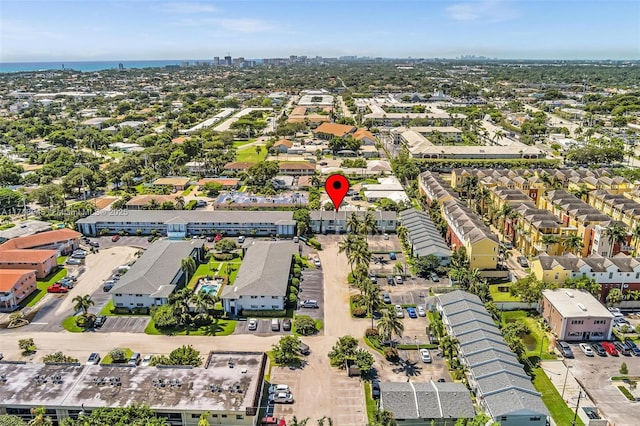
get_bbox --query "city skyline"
[1,0,639,62]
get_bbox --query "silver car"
[268,392,294,404]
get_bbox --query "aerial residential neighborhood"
[0,1,639,425]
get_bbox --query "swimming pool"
[198,284,220,296]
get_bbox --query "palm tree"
[496,204,513,231]
[362,211,377,241]
[569,184,590,202]
[28,407,52,426]
[349,240,372,269]
[362,281,383,328]
[474,186,491,216]
[338,234,360,272]
[175,195,185,210]
[181,256,197,286]
[191,291,218,315]
[493,129,506,145]
[346,213,362,234]
[540,234,560,255]
[606,288,623,307]
[605,223,628,257]
[563,234,584,255]
[631,224,640,256]
[376,309,404,342]
[72,294,94,316]
[397,225,408,244]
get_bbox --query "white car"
[268,384,290,394]
[395,305,404,318]
[141,354,153,366]
[579,343,594,357]
[395,275,403,284]
[268,392,294,404]
[313,258,321,267]
[420,349,432,363]
[86,352,100,365]
[417,306,426,317]
[247,318,258,331]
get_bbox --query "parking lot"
[297,267,324,322]
[83,235,152,251]
[561,341,640,426]
[94,316,150,333]
[234,318,293,335]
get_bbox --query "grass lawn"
[502,310,556,361]
[236,145,267,162]
[101,348,133,365]
[233,140,252,148]
[489,284,521,302]
[98,300,115,316]
[182,185,195,196]
[62,315,85,332]
[144,318,237,336]
[532,367,585,426]
[188,262,220,289]
[21,268,67,308]
[363,381,378,424]
[57,256,68,265]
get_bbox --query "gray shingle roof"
[113,240,203,297]
[221,241,296,298]
[77,210,295,225]
[380,381,474,420]
[400,209,451,259]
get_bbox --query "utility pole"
[571,389,583,426]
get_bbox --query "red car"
[112,235,120,242]
[602,342,619,356]
[47,284,69,293]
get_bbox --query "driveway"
[86,235,152,250]
[95,316,149,333]
[233,318,292,336]
[297,267,324,322]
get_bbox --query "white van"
[271,318,280,331]
[238,235,245,243]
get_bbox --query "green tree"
[376,309,404,342]
[150,304,179,329]
[150,345,201,367]
[0,157,24,186]
[562,233,584,255]
[346,212,362,234]
[620,362,629,375]
[202,182,223,197]
[60,404,168,426]
[27,407,52,426]
[42,352,78,363]
[181,256,197,285]
[108,348,127,363]
[197,412,211,426]
[0,188,23,212]
[606,288,623,306]
[72,294,94,316]
[362,211,377,241]
[0,414,26,425]
[294,315,318,336]
[328,335,359,368]
[293,208,311,236]
[413,254,440,277]
[370,409,397,426]
[605,222,628,256]
[362,281,383,328]
[245,161,279,187]
[214,239,237,252]
[18,338,36,355]
[272,335,302,365]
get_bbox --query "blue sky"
[1,0,639,61]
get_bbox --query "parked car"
[614,317,631,326]
[389,252,397,260]
[247,318,258,331]
[128,352,141,366]
[591,342,607,356]
[406,307,417,318]
[147,235,155,242]
[387,275,394,285]
[238,235,245,243]
[383,233,389,240]
[502,242,513,249]
[395,275,403,284]
[112,235,120,242]
[430,273,440,282]
[313,258,321,267]
[624,338,640,356]
[66,275,77,282]
[47,284,68,293]
[103,281,115,292]
[268,384,290,394]
[301,300,319,309]
[271,318,280,332]
[382,292,392,304]
[420,349,432,363]
[268,392,294,404]
[282,318,292,331]
[556,341,574,358]
[141,354,153,366]
[517,256,529,267]
[602,342,619,356]
[615,342,632,356]
[57,280,73,289]
[86,352,101,365]
[93,316,107,328]
[89,241,99,248]
[395,305,404,318]
[371,380,381,399]
[417,306,426,317]
[299,341,310,355]
[369,273,377,284]
[65,258,82,265]
[579,343,594,356]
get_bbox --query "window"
[115,293,122,297]
[236,415,244,420]
[554,273,559,279]
[136,294,143,297]
[530,416,541,421]
[272,305,279,309]
[221,415,227,418]
[272,296,279,299]
[251,296,258,299]
[136,303,144,307]
[571,320,584,325]
[594,320,605,324]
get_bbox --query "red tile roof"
[0,249,57,263]
[314,123,356,138]
[0,229,81,251]
[0,269,35,291]
[224,162,256,170]
[274,139,294,148]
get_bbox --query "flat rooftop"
[543,289,614,318]
[0,352,265,413]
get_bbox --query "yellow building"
[531,254,575,284]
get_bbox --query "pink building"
[0,269,37,310]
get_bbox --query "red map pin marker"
[325,174,350,211]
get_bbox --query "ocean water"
[0,60,206,73]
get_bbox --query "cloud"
[161,2,218,14]
[446,0,520,23]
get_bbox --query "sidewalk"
[541,360,595,426]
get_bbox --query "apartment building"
[418,171,458,206]
[532,253,640,300]
[309,210,397,234]
[540,289,614,341]
[441,199,499,270]
[0,269,37,311]
[437,291,549,426]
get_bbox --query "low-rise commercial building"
[76,211,296,238]
[540,289,614,341]
[221,241,296,315]
[0,352,267,426]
